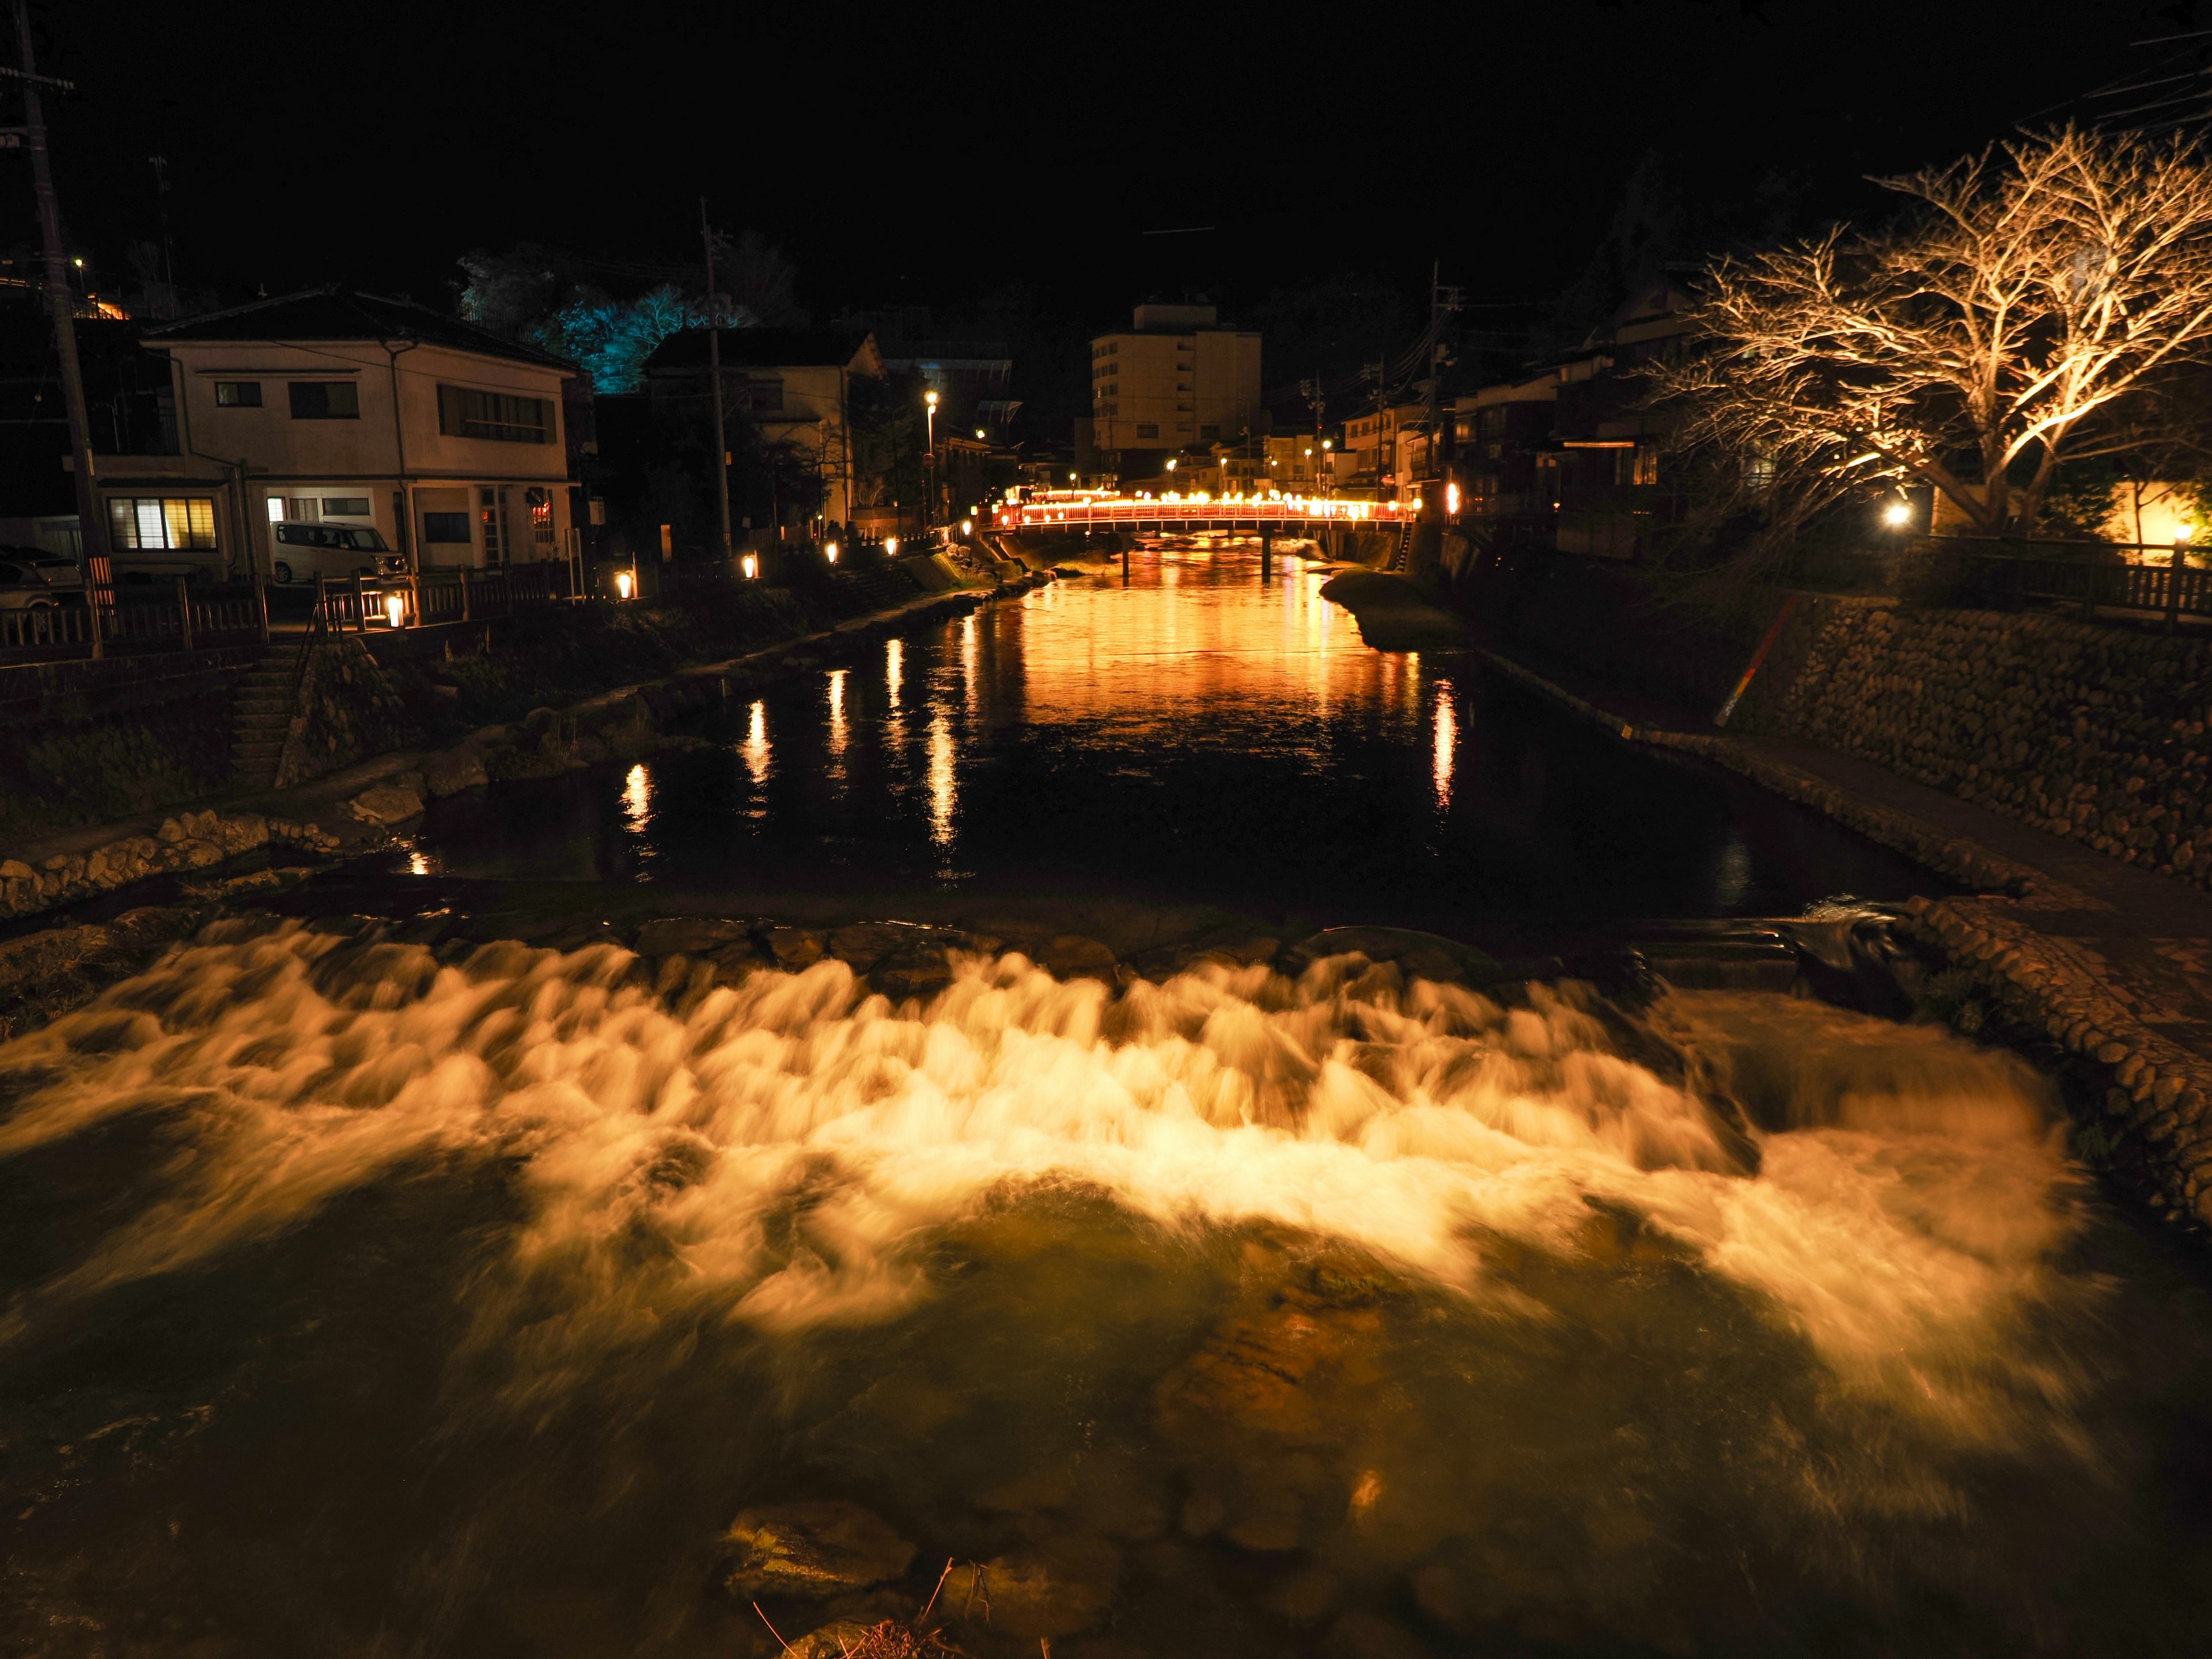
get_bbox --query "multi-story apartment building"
[1088,304,1260,477]
[104,289,581,578]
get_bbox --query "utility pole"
[700,197,733,561]
[10,0,111,653]
[1426,264,1462,495]
[147,153,174,309]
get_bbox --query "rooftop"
[145,287,574,370]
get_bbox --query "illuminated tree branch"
[1649,125,2212,548]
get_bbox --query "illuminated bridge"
[994,494,1418,534]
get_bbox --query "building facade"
[1088,304,1261,478]
[108,289,580,577]
[644,329,885,527]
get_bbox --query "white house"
[97,287,578,578]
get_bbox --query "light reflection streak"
[928,708,956,851]
[742,700,770,789]
[885,637,902,711]
[961,614,979,719]
[828,669,848,760]
[1433,685,1457,812]
[622,763,652,837]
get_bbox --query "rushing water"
[3,544,2209,1657]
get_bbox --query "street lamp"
[924,391,939,529]
[1883,500,1911,527]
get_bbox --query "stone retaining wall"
[1762,598,2212,891]
[0,809,338,922]
[1466,552,2212,897]
[274,637,419,788]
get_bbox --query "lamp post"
[924,389,938,530]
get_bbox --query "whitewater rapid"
[0,916,2085,1447]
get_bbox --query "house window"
[747,378,783,414]
[321,497,371,518]
[438,385,551,443]
[1199,425,1219,441]
[289,381,359,419]
[108,495,217,550]
[423,512,471,544]
[1135,423,1159,438]
[214,381,262,407]
[282,497,319,521]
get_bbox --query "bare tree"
[1651,125,2212,549]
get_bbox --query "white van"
[268,522,408,586]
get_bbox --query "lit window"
[107,495,217,550]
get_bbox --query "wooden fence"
[308,561,575,635]
[1911,536,2212,630]
[0,578,269,662]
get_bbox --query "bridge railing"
[998,496,1413,532]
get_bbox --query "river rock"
[869,942,956,1001]
[1037,934,1120,982]
[719,1501,915,1600]
[635,915,752,956]
[347,784,426,826]
[766,927,826,970]
[947,1533,1120,1641]
[421,744,489,798]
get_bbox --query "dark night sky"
[5,0,2207,349]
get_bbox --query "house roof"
[645,328,881,374]
[143,287,575,371]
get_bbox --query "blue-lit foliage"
[537,286,757,395]
[456,250,758,394]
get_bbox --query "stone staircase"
[230,641,304,789]
[1385,521,1414,573]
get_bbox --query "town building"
[1338,402,1424,498]
[1088,304,1262,479]
[643,328,884,528]
[99,288,583,577]
[1453,371,1559,517]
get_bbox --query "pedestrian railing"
[0,578,268,662]
[1908,536,2212,630]
[305,560,577,637]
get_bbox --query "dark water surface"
[4,545,2211,1658]
[411,547,1930,945]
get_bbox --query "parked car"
[0,544,82,601]
[0,557,62,610]
[268,522,408,585]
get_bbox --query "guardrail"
[0,578,269,662]
[308,560,577,636]
[1909,536,2212,631]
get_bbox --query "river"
[2,540,2208,1657]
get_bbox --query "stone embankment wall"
[275,638,418,788]
[1758,598,2212,889]
[0,649,259,840]
[0,809,338,923]
[1463,552,2212,894]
